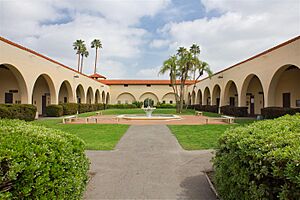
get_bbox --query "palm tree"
[73,39,84,71]
[80,45,89,73]
[91,39,102,74]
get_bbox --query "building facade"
[1,36,299,116]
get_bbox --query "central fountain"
[143,106,156,118]
[117,105,181,121]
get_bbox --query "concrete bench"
[96,111,103,116]
[195,111,203,116]
[62,115,77,124]
[221,115,235,124]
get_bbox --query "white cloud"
[150,39,170,48]
[160,0,300,73]
[136,66,169,79]
[0,0,170,76]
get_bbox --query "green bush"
[0,119,89,199]
[107,104,137,109]
[0,104,36,121]
[220,105,248,117]
[214,114,300,200]
[95,103,104,110]
[61,103,78,115]
[45,105,63,117]
[156,103,176,108]
[132,101,143,108]
[261,107,300,119]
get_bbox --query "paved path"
[84,125,217,200]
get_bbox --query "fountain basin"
[117,114,181,120]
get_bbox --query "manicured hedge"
[0,119,89,199]
[107,104,137,109]
[220,105,248,117]
[46,105,63,117]
[61,103,78,115]
[214,114,300,200]
[156,103,176,108]
[0,104,36,121]
[192,104,219,113]
[261,107,300,119]
[132,101,143,108]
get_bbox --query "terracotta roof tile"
[98,80,196,85]
[89,73,107,79]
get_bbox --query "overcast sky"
[0,0,299,79]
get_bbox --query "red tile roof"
[98,80,197,85]
[89,73,107,79]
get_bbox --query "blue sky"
[0,0,299,79]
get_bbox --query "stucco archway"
[32,74,56,115]
[139,92,159,105]
[241,74,264,115]
[191,91,196,105]
[76,84,85,104]
[58,80,73,104]
[95,89,101,104]
[86,87,94,104]
[203,87,211,105]
[106,92,110,104]
[224,81,238,106]
[212,84,221,107]
[117,92,136,104]
[102,91,106,103]
[268,65,300,108]
[0,64,29,104]
[162,92,176,104]
[187,92,192,105]
[196,89,202,105]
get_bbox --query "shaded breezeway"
[84,125,216,199]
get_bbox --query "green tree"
[159,44,212,113]
[91,39,102,74]
[73,39,84,71]
[80,44,89,73]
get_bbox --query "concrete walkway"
[84,125,216,200]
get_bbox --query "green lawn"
[169,119,256,150]
[32,119,129,150]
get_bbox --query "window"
[146,84,151,87]
[162,100,166,104]
[118,100,121,104]
[124,84,128,87]
[169,84,172,87]
[170,101,173,104]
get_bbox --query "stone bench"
[62,115,77,124]
[195,111,203,116]
[205,116,235,124]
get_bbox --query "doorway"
[250,95,255,116]
[282,93,291,108]
[5,92,13,104]
[42,95,46,116]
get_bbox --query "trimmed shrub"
[193,104,219,113]
[261,107,300,119]
[0,104,36,121]
[214,114,300,200]
[95,103,104,110]
[132,101,143,108]
[220,105,248,117]
[107,104,137,109]
[78,104,90,113]
[46,105,63,117]
[156,103,176,108]
[61,103,78,115]
[0,119,89,199]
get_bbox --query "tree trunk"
[94,48,98,74]
[80,55,84,73]
[77,54,80,71]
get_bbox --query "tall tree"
[73,39,84,71]
[80,44,89,73]
[91,39,102,74]
[159,44,212,113]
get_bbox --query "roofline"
[0,36,107,86]
[99,80,196,85]
[200,35,300,82]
